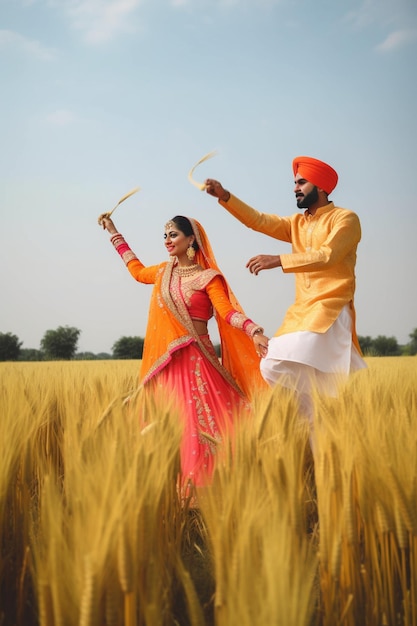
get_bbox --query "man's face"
[294,174,319,209]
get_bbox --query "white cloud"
[169,0,280,6]
[15,0,282,43]
[344,0,416,30]
[45,109,77,125]
[375,28,417,52]
[343,0,417,53]
[344,0,380,30]
[0,29,55,60]
[54,0,143,44]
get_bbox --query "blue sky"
[1,0,416,354]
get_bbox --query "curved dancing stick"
[188,150,217,190]
[108,186,141,216]
[98,186,141,224]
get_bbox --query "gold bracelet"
[252,327,264,336]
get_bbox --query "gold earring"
[186,245,196,260]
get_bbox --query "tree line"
[0,327,143,361]
[1,325,417,362]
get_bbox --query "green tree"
[358,335,374,355]
[19,348,44,361]
[40,326,81,360]
[408,328,417,356]
[95,352,112,360]
[74,351,112,360]
[0,332,22,361]
[372,335,401,357]
[112,336,144,360]
[74,352,98,360]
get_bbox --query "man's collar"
[304,201,334,218]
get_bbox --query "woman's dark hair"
[171,215,199,251]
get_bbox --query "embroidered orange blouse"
[124,258,266,398]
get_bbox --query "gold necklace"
[174,264,200,277]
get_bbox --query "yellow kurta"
[219,194,362,353]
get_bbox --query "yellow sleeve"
[219,194,292,242]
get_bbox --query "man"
[204,156,366,424]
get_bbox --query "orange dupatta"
[138,219,267,400]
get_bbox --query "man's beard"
[296,186,319,209]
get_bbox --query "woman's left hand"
[253,333,269,358]
[98,213,117,233]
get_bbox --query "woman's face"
[164,225,194,259]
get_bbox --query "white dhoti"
[260,304,367,424]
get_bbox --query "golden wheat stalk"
[38,580,54,626]
[104,586,119,626]
[78,555,97,626]
[411,534,417,625]
[188,150,217,190]
[124,592,137,626]
[117,525,133,594]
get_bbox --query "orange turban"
[292,156,338,195]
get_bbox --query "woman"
[98,213,269,491]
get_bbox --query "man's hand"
[204,179,231,202]
[247,255,282,275]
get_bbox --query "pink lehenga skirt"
[148,335,251,489]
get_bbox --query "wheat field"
[0,357,416,626]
